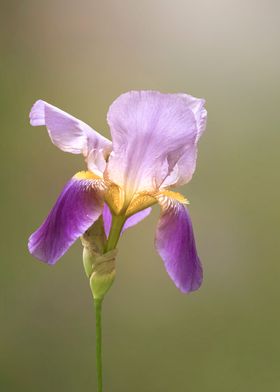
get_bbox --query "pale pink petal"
[162,95,207,187]
[107,91,198,198]
[178,94,207,141]
[86,149,107,176]
[30,100,112,172]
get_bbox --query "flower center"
[104,182,157,217]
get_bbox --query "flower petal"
[162,95,207,187]
[180,93,207,141]
[161,144,198,187]
[102,203,113,238]
[107,91,199,198]
[28,173,105,264]
[30,100,112,173]
[102,203,152,238]
[155,195,202,293]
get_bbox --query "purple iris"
[28,91,207,293]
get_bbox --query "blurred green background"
[1,1,280,391]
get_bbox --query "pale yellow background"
[1,1,280,391]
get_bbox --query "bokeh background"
[1,1,280,391]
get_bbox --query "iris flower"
[28,91,207,293]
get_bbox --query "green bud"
[81,217,107,278]
[81,217,107,255]
[81,217,117,300]
[82,247,97,278]
[89,249,117,300]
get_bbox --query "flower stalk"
[105,215,126,252]
[94,298,103,392]
[81,214,124,392]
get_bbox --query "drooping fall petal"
[155,197,202,293]
[28,173,105,264]
[30,100,112,173]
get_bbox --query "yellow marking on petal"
[74,171,101,181]
[105,183,124,215]
[125,192,157,217]
[160,190,189,205]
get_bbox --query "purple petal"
[155,201,202,293]
[102,203,113,238]
[124,208,152,232]
[179,93,207,142]
[161,144,198,188]
[28,175,104,264]
[162,95,207,187]
[102,203,152,238]
[107,91,205,196]
[30,100,112,173]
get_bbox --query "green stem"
[92,215,126,391]
[95,298,103,392]
[105,215,126,252]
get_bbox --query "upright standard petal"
[161,94,207,187]
[179,93,207,141]
[28,172,105,264]
[30,100,112,173]
[102,203,152,238]
[155,196,202,293]
[107,91,198,198]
